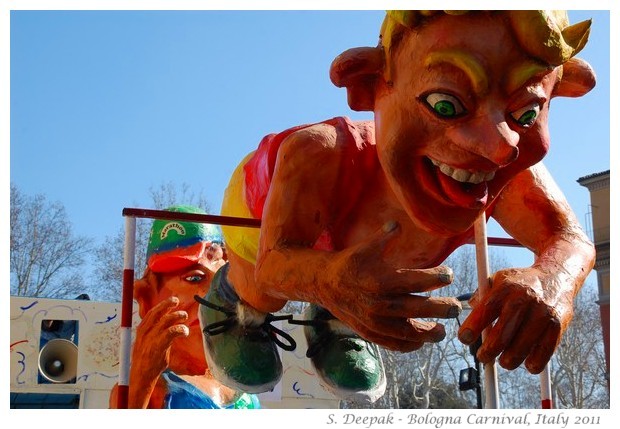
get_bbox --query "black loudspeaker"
[38,338,79,383]
[38,319,79,384]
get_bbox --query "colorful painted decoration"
[113,10,597,407]
[110,206,259,408]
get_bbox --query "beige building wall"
[578,170,610,388]
[10,296,340,409]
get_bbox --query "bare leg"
[225,249,286,313]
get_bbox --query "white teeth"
[451,169,471,183]
[470,170,496,183]
[438,163,454,177]
[429,158,495,184]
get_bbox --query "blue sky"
[6,5,613,287]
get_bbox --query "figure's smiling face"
[374,13,558,235]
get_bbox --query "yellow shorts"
[220,152,261,266]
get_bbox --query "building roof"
[577,169,610,186]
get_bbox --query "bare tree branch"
[10,184,93,298]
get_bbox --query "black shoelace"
[194,295,298,351]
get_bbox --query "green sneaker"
[195,263,296,393]
[300,304,386,404]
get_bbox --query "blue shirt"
[161,370,260,409]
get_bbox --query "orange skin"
[227,13,596,374]
[109,246,240,408]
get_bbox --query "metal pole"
[474,213,500,409]
[121,207,261,228]
[117,216,136,409]
[540,364,553,408]
[472,339,483,409]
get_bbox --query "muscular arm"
[255,123,342,304]
[253,123,459,351]
[496,162,594,294]
[459,162,595,373]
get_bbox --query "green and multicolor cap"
[146,205,223,273]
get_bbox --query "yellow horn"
[508,10,590,66]
[562,19,592,57]
[385,10,416,28]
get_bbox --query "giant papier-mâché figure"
[196,10,597,403]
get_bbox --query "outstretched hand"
[318,221,462,352]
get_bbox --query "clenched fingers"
[475,302,530,364]
[161,311,190,337]
[498,303,561,373]
[143,296,181,324]
[524,325,561,374]
[138,296,189,340]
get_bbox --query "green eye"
[425,93,465,118]
[517,110,537,125]
[511,103,540,127]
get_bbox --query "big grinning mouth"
[429,157,496,185]
[425,156,497,208]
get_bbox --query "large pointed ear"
[330,46,384,111]
[553,57,596,98]
[134,268,159,319]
